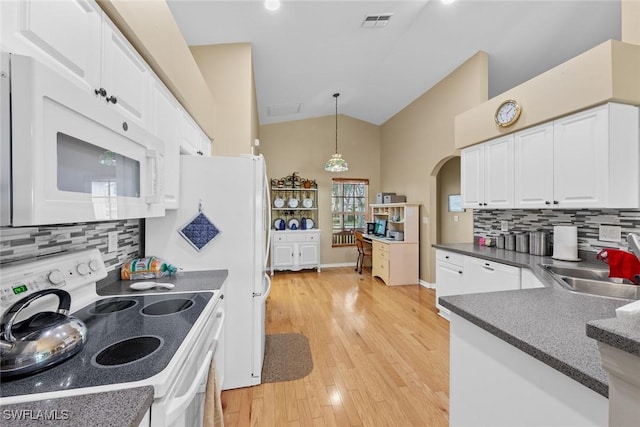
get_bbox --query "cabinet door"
[180,111,200,155]
[436,261,464,315]
[151,77,180,209]
[1,0,101,93]
[298,243,318,266]
[272,243,295,268]
[484,135,514,208]
[553,106,609,208]
[199,130,212,156]
[101,19,150,127]
[514,123,554,208]
[461,145,485,208]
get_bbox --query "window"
[331,178,369,246]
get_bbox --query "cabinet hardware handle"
[197,151,203,156]
[220,294,224,299]
[553,200,559,205]
[458,271,462,274]
[106,95,117,104]
[94,88,107,97]
[478,203,482,207]
[483,203,488,206]
[445,256,449,259]
[545,201,551,205]
[482,266,495,271]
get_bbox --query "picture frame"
[448,194,464,212]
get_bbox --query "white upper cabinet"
[467,103,640,210]
[552,105,609,208]
[101,19,150,128]
[484,135,514,208]
[461,135,514,209]
[1,0,102,93]
[180,111,200,155]
[514,123,554,208]
[198,129,212,157]
[2,0,150,128]
[461,144,484,208]
[151,76,181,209]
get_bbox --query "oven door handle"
[165,350,213,425]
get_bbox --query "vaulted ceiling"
[167,0,621,126]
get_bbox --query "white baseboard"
[321,262,357,269]
[419,279,434,289]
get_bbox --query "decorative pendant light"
[324,93,349,172]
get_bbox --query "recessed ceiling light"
[441,0,456,4]
[265,0,280,11]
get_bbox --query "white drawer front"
[436,250,464,267]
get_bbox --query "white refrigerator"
[145,154,271,390]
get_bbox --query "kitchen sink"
[542,264,640,300]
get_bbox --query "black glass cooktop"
[1,292,213,398]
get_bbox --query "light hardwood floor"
[221,267,450,426]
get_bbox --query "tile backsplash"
[0,219,140,271]
[474,209,640,253]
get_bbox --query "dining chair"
[354,231,373,274]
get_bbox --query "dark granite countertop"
[96,269,228,295]
[0,386,153,427]
[434,243,638,397]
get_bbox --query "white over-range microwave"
[0,52,165,226]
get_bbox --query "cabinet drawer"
[464,256,519,275]
[436,250,463,267]
[373,240,389,254]
[273,234,286,243]
[286,233,307,242]
[304,233,319,242]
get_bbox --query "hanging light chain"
[334,93,339,154]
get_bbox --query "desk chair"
[354,231,373,274]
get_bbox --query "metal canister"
[496,235,505,249]
[505,233,516,251]
[529,230,551,256]
[516,232,529,253]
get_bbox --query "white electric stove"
[0,249,224,427]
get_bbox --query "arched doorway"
[433,156,473,245]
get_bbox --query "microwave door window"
[57,133,140,218]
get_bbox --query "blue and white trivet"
[178,203,220,251]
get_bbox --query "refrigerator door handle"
[263,162,272,266]
[253,273,272,300]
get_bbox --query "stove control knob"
[48,270,65,285]
[89,259,101,272]
[76,263,91,276]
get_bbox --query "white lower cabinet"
[462,256,521,293]
[270,230,321,275]
[436,250,522,318]
[435,250,464,318]
[450,313,607,427]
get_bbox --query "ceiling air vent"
[362,13,393,28]
[267,103,301,117]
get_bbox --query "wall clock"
[495,99,522,127]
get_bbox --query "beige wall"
[191,43,256,156]
[455,40,640,148]
[622,0,640,45]
[380,52,488,284]
[260,115,381,266]
[437,157,473,244]
[97,0,216,138]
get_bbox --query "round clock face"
[495,100,521,127]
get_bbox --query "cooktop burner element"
[142,298,194,316]
[94,336,163,367]
[90,298,137,315]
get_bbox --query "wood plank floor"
[221,267,450,426]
